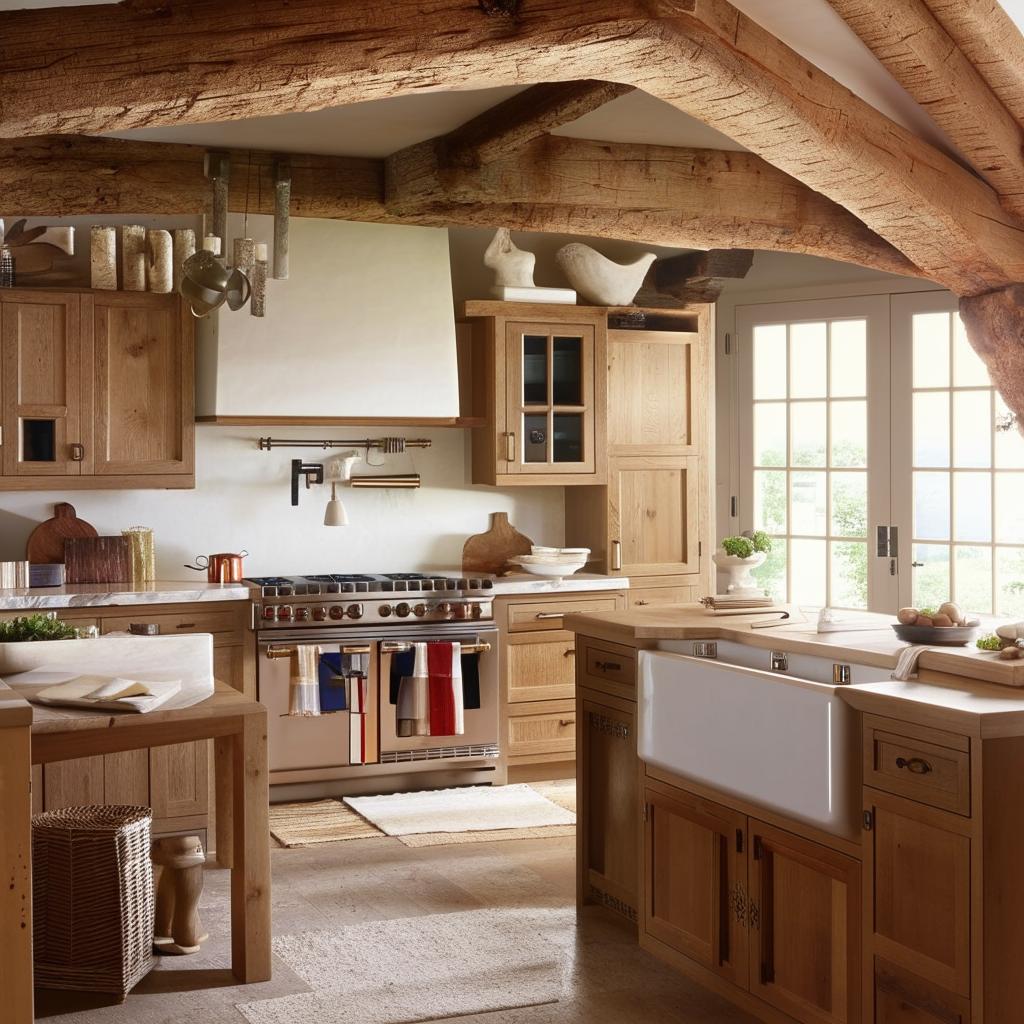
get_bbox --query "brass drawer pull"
[505,432,516,462]
[559,719,574,727]
[176,622,197,629]
[595,659,622,672]
[564,648,576,657]
[69,442,85,461]
[534,612,564,620]
[636,600,649,606]
[896,756,933,775]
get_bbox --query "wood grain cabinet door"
[748,820,861,1024]
[607,456,701,577]
[873,958,969,1024]
[88,292,194,477]
[642,783,748,987]
[864,789,971,998]
[0,292,83,477]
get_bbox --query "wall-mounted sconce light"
[291,460,324,506]
[323,482,348,526]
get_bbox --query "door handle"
[69,442,85,461]
[505,432,516,462]
[896,756,933,774]
[911,561,924,568]
[534,612,564,620]
[611,539,622,572]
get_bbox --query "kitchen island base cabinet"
[873,959,969,1024]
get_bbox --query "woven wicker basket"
[32,805,155,997]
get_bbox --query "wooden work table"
[0,680,270,1024]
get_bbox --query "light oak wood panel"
[1,293,82,478]
[506,635,576,704]
[505,596,622,634]
[88,292,194,477]
[629,583,700,608]
[150,740,209,820]
[643,780,749,988]
[874,957,969,1024]
[42,755,105,808]
[748,819,861,1024]
[864,788,971,998]
[103,749,149,805]
[506,701,576,758]
[101,608,243,638]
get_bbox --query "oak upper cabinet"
[464,303,607,486]
[87,292,194,479]
[747,820,861,1024]
[0,288,194,489]
[1,291,84,478]
[643,781,748,987]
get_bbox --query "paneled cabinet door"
[87,292,194,477]
[747,820,861,1024]
[150,741,209,820]
[608,456,701,577]
[0,292,84,477]
[504,321,597,477]
[642,784,748,987]
[579,691,638,918]
[864,788,971,998]
[873,958,969,1024]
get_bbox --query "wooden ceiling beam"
[825,0,1024,219]
[637,248,755,305]
[387,133,920,276]
[922,0,1024,128]
[438,80,635,168]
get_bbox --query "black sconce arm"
[291,460,325,506]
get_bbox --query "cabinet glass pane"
[790,402,826,466]
[552,336,582,406]
[829,319,867,397]
[913,543,950,610]
[914,472,950,540]
[953,390,992,468]
[552,414,583,463]
[953,472,991,542]
[954,545,992,614]
[523,335,548,406]
[22,419,56,462]
[912,313,950,388]
[523,413,548,463]
[791,538,827,606]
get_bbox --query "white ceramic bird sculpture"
[483,228,536,287]
[555,243,657,306]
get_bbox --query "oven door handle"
[380,640,492,655]
[263,643,372,660]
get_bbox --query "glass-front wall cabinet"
[505,322,596,477]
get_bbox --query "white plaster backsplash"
[0,426,565,580]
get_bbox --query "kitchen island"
[566,603,1024,1024]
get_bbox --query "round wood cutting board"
[26,502,99,564]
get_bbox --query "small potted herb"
[713,531,773,596]
[0,614,80,643]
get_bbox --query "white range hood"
[196,217,460,419]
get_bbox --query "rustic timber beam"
[825,0,1024,219]
[960,284,1024,434]
[1,0,1022,296]
[922,0,1024,128]
[637,248,755,305]
[439,80,635,167]
[386,134,920,276]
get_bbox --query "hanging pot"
[184,551,248,583]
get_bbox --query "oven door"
[378,626,499,761]
[258,636,379,773]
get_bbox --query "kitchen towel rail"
[265,644,373,660]
[258,437,432,452]
[381,640,492,655]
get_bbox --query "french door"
[739,292,1024,616]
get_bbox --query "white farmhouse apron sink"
[638,640,892,839]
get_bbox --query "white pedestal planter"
[712,551,767,597]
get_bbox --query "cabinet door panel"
[643,784,748,986]
[865,789,970,997]
[150,741,209,819]
[1,293,82,477]
[579,692,638,918]
[507,636,576,703]
[874,958,969,1024]
[90,293,193,476]
[43,756,105,809]
[103,750,150,805]
[749,820,860,1024]
[609,456,701,576]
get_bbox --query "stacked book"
[700,594,775,611]
[0,560,30,588]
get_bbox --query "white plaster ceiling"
[2,0,1023,167]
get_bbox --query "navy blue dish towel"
[318,652,348,713]
[388,649,481,710]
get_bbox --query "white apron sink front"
[638,640,891,839]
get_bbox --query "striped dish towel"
[289,645,321,716]
[892,645,931,681]
[396,642,430,736]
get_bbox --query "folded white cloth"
[26,673,181,713]
[892,645,930,681]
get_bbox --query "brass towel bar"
[265,640,491,660]
[265,644,372,660]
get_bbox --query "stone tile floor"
[35,835,759,1023]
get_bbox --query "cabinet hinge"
[736,828,744,854]
[752,835,764,861]
[724,333,732,355]
[863,809,874,832]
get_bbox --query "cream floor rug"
[236,907,570,1024]
[345,783,575,837]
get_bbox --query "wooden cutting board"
[462,512,534,577]
[26,502,99,565]
[64,536,131,584]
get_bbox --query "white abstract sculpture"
[555,243,657,306]
[483,228,536,287]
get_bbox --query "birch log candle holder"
[121,225,146,291]
[90,226,117,290]
[273,159,291,280]
[172,228,196,293]
[233,236,256,275]
[146,229,173,293]
[251,243,268,317]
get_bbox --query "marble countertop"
[0,581,253,611]
[484,573,628,596]
[564,604,1024,735]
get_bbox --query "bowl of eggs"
[892,602,981,646]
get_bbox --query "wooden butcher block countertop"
[564,604,1024,737]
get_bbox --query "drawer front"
[507,706,577,758]
[583,643,636,687]
[629,585,696,608]
[506,596,621,633]
[507,637,576,703]
[101,608,242,640]
[864,717,970,816]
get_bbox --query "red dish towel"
[427,641,464,737]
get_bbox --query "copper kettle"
[185,551,248,583]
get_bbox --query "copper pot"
[184,551,248,583]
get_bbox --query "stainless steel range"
[250,573,502,799]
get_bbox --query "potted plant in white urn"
[713,531,773,596]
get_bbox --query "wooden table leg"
[214,736,234,869]
[230,712,271,982]
[0,725,34,1024]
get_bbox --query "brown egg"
[999,646,1023,660]
[915,615,934,628]
[897,607,918,624]
[938,601,964,625]
[931,614,953,627]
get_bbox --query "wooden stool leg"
[154,866,177,944]
[151,836,208,956]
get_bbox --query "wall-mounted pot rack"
[259,437,432,452]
